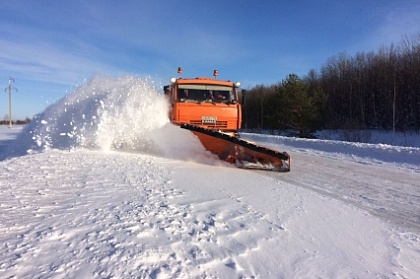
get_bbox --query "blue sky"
[1,0,420,119]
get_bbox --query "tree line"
[241,33,420,136]
[0,118,31,125]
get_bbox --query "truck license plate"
[202,116,217,124]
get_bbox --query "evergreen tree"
[275,74,326,136]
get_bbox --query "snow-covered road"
[287,150,420,233]
[249,135,420,234]
[2,128,419,278]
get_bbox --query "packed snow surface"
[1,76,419,278]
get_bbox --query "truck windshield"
[178,84,237,103]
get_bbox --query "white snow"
[1,75,419,278]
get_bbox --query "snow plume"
[86,75,170,152]
[2,75,214,163]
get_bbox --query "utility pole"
[5,77,17,128]
[392,74,398,145]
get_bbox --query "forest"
[241,34,420,138]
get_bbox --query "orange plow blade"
[181,124,290,172]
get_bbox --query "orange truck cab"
[164,68,242,135]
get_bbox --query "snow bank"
[242,133,420,172]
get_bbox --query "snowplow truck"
[164,67,290,172]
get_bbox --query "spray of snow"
[2,75,216,164]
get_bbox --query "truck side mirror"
[163,85,170,95]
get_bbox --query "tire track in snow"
[259,151,420,234]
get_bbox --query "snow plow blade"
[181,123,290,172]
